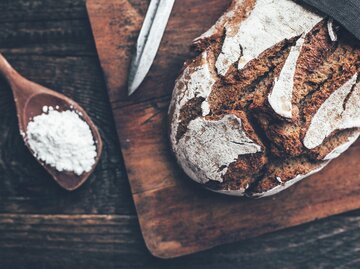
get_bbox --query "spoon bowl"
[0,53,103,191]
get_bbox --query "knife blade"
[128,0,176,96]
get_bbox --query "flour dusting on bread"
[304,74,360,149]
[268,36,306,119]
[169,0,360,197]
[215,0,322,76]
[169,51,216,146]
[176,115,262,184]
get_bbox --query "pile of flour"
[26,106,97,175]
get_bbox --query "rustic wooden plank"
[0,0,359,267]
[134,143,360,258]
[87,0,360,258]
[87,0,231,104]
[0,0,88,22]
[113,96,179,194]
[0,55,134,215]
[0,0,100,56]
[0,212,359,269]
[0,20,96,56]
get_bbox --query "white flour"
[26,106,97,175]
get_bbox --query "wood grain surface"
[87,0,360,259]
[0,0,359,268]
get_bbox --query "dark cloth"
[301,0,360,40]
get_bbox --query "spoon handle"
[0,53,17,80]
[0,53,36,98]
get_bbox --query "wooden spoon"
[0,53,103,191]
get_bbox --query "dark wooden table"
[0,1,359,268]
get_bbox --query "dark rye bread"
[204,110,268,193]
[169,0,360,197]
[251,156,327,197]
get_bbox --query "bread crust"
[169,0,360,197]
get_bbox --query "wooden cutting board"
[86,0,360,259]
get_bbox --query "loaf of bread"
[168,0,360,197]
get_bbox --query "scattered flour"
[26,106,97,175]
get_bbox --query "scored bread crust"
[169,0,360,197]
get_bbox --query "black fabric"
[301,0,360,40]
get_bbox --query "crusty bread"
[169,0,360,197]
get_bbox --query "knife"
[128,0,176,96]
